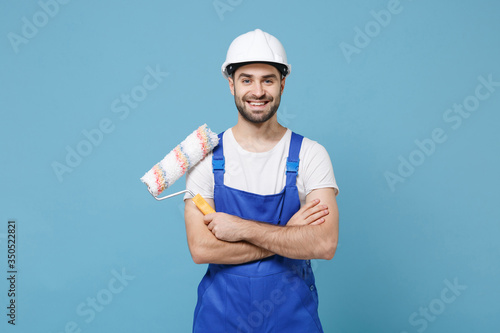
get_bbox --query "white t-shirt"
[184,128,338,206]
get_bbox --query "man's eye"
[242,79,250,84]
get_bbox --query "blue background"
[1,0,499,332]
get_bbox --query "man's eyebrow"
[237,73,279,79]
[238,73,253,79]
[262,74,279,79]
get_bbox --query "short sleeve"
[301,140,339,196]
[183,153,214,200]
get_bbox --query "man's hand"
[287,199,329,226]
[204,213,247,242]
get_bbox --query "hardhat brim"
[224,61,290,78]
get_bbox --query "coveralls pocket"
[193,270,225,332]
[275,269,323,332]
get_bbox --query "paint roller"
[140,124,219,215]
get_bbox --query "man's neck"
[232,117,287,153]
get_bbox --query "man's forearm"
[238,221,335,260]
[242,189,338,259]
[189,234,274,265]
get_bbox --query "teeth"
[250,102,265,106]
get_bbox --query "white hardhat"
[221,29,291,79]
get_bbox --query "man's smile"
[246,100,270,108]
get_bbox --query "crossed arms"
[184,188,339,265]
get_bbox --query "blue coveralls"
[193,131,324,333]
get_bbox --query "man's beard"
[234,91,281,124]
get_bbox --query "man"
[184,29,339,332]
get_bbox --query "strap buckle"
[212,158,225,171]
[286,160,299,173]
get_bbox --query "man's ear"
[280,76,286,95]
[228,76,235,96]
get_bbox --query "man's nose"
[252,82,265,98]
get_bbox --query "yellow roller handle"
[192,193,215,215]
